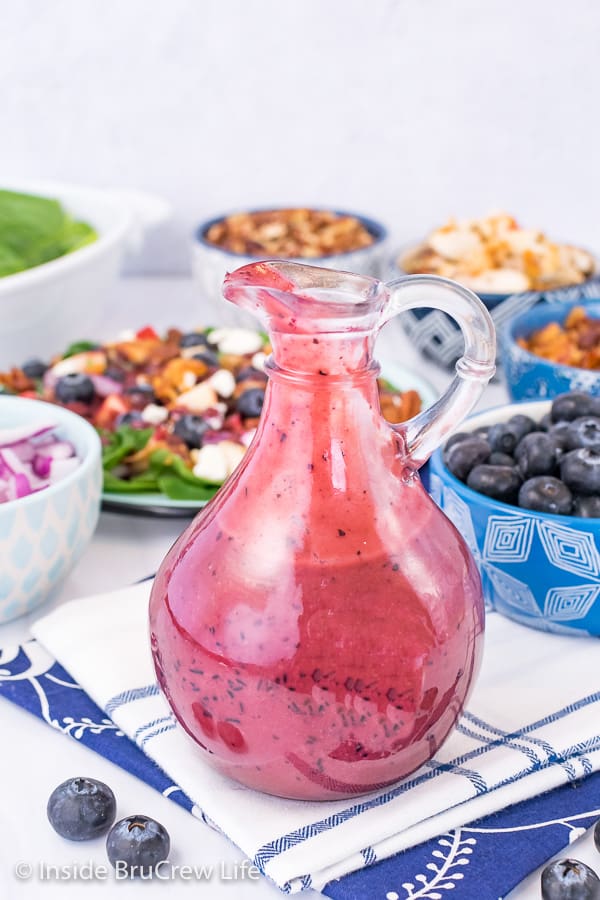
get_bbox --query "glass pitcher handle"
[383,274,496,467]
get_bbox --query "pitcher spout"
[222,261,388,334]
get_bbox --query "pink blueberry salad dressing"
[149,262,485,800]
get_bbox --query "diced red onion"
[90,374,124,398]
[0,425,80,504]
[0,423,56,448]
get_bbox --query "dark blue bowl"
[500,299,600,401]
[429,400,600,636]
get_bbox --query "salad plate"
[101,360,438,517]
[0,325,437,518]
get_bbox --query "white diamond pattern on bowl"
[544,585,600,621]
[441,486,480,556]
[433,477,599,635]
[483,515,535,563]
[484,565,541,616]
[537,520,600,579]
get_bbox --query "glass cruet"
[149,261,496,801]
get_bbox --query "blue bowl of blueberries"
[429,390,600,636]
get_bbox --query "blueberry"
[541,858,600,900]
[106,815,170,876]
[515,432,557,478]
[565,417,600,452]
[104,366,126,383]
[173,414,210,448]
[115,411,144,428]
[444,436,491,481]
[487,423,521,455]
[192,350,220,368]
[124,382,156,408]
[236,366,268,384]
[548,421,572,452]
[561,449,600,495]
[22,358,48,379]
[55,373,96,404]
[442,432,471,455]
[508,414,538,442]
[47,777,116,841]
[539,412,553,431]
[551,392,600,422]
[467,464,522,503]
[236,387,266,419]
[595,818,600,852]
[573,495,600,518]
[518,476,573,515]
[179,331,210,349]
[489,451,517,467]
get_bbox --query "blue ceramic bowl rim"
[500,296,600,380]
[429,398,600,525]
[392,243,600,305]
[194,207,388,261]
[0,396,101,510]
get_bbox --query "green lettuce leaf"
[0,189,97,276]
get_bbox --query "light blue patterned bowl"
[0,397,102,623]
[500,299,600,401]
[429,400,600,636]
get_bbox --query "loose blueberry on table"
[443,391,600,516]
[106,815,170,875]
[541,858,600,900]
[47,777,116,841]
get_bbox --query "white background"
[2,0,600,274]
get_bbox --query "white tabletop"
[1,278,597,899]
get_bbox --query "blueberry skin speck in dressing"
[149,262,489,800]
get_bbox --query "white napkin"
[31,581,600,893]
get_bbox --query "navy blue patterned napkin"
[0,630,598,897]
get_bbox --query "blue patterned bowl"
[429,400,600,636]
[390,246,600,368]
[0,397,102,624]
[500,299,600,401]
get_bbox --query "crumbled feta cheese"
[115,329,136,342]
[140,403,169,425]
[181,370,198,390]
[51,352,102,377]
[220,440,246,474]
[207,328,264,356]
[192,444,229,483]
[204,409,225,430]
[240,428,257,448]
[251,351,267,371]
[209,369,236,398]
[181,342,208,359]
[176,382,218,413]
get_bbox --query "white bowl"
[0,180,169,367]
[0,396,102,624]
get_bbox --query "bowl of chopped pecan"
[192,208,388,328]
[500,300,600,401]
